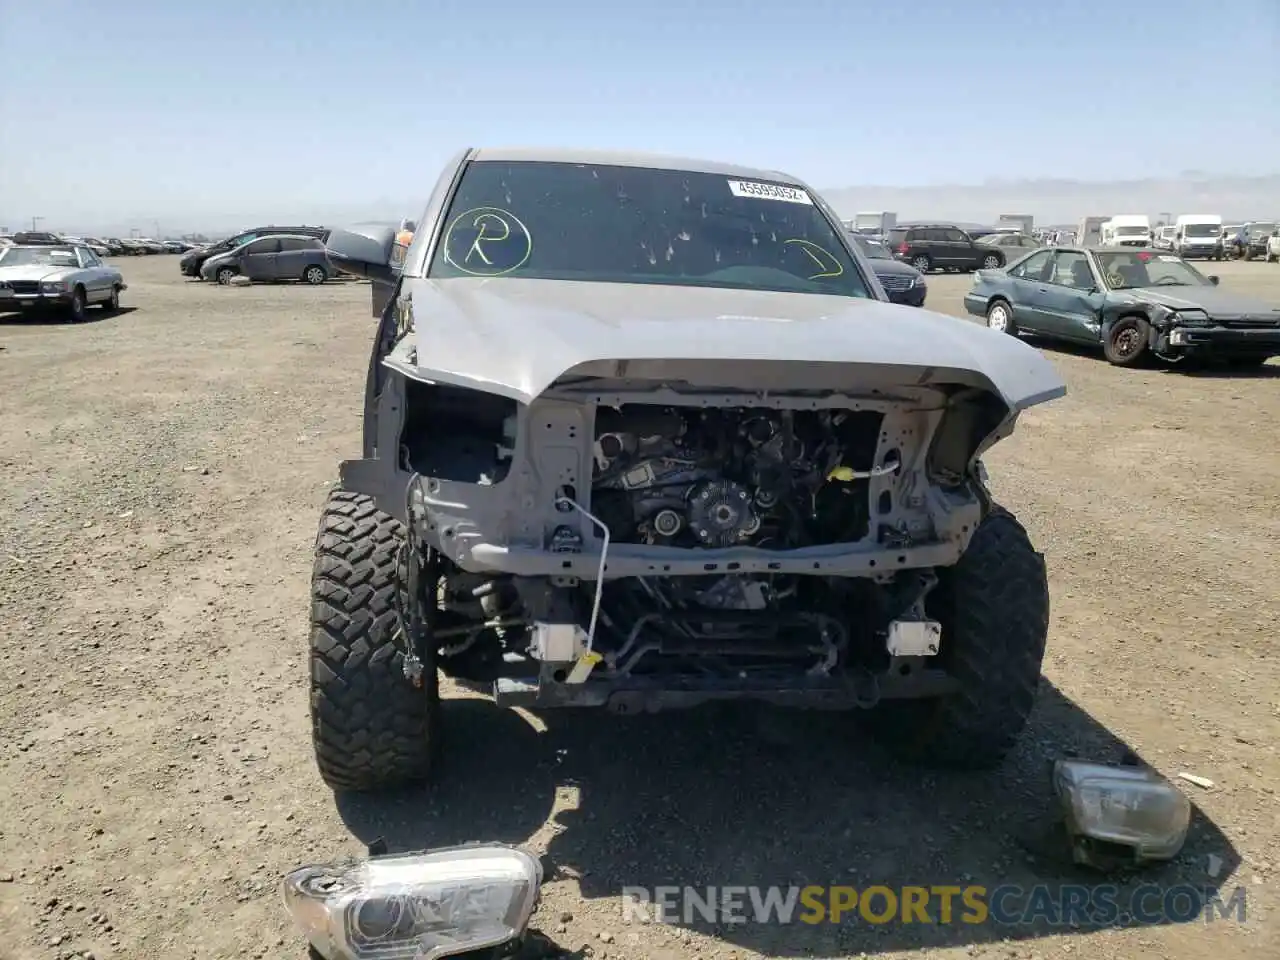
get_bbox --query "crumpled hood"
[0,264,77,283]
[405,278,1066,411]
[1121,286,1280,318]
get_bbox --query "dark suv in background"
[180,224,327,278]
[888,224,1005,274]
[11,231,66,246]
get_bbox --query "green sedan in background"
[963,246,1280,369]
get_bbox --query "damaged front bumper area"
[1149,313,1280,360]
[343,358,1036,713]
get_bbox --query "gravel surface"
[1,257,1277,960]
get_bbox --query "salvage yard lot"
[0,258,1277,960]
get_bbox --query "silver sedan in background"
[0,244,127,321]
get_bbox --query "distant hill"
[19,172,1278,238]
[821,173,1279,225]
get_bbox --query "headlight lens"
[283,844,543,960]
[1054,760,1191,865]
[1174,308,1211,325]
[40,280,67,293]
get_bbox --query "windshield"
[851,235,892,259]
[1115,225,1149,236]
[1183,223,1220,238]
[1248,222,1276,238]
[0,247,79,267]
[1096,251,1209,289]
[427,161,871,298]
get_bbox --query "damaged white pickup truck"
[310,148,1067,792]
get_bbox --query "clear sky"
[1,0,1276,232]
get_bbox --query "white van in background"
[1173,214,1223,259]
[1100,214,1152,247]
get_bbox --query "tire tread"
[309,490,435,792]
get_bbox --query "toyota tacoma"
[309,148,1067,792]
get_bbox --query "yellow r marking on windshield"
[465,212,511,266]
[783,239,844,279]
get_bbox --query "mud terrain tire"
[310,490,437,791]
[866,506,1049,769]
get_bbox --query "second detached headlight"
[283,843,543,960]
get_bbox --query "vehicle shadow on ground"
[0,306,138,326]
[1174,363,1280,379]
[336,682,1241,956]
[1020,335,1278,377]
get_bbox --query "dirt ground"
[1,256,1277,960]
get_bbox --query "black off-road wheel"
[864,506,1049,769]
[1103,315,1152,367]
[310,490,438,792]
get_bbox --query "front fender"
[1100,300,1167,345]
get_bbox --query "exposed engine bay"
[588,405,890,549]
[392,383,1009,706]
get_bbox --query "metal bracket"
[886,619,942,656]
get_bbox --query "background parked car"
[1240,221,1277,261]
[848,233,928,306]
[963,246,1280,368]
[0,242,127,320]
[200,234,332,285]
[12,231,66,246]
[1221,225,1244,258]
[978,232,1042,261]
[180,225,327,278]
[887,223,1006,273]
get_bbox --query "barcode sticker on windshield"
[728,180,813,205]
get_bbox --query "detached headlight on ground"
[1053,760,1191,866]
[283,843,543,960]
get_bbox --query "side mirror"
[1208,275,1220,285]
[323,223,399,283]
